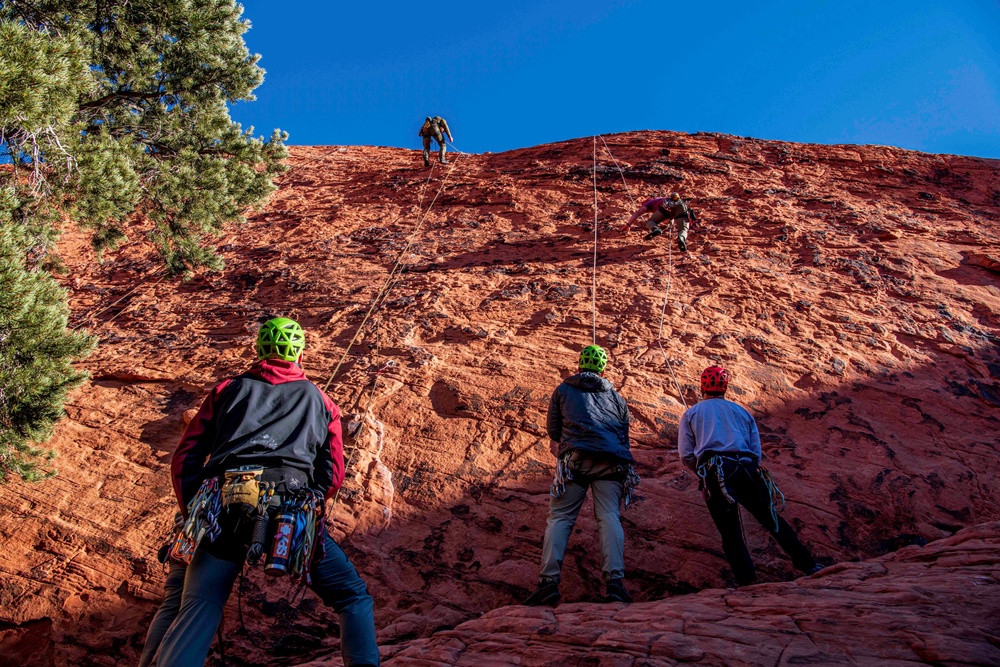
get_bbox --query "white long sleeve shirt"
[677,396,761,471]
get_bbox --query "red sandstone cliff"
[1,131,998,666]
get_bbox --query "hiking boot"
[678,239,687,252]
[424,159,431,167]
[440,158,449,164]
[644,227,662,241]
[523,580,560,607]
[604,578,632,603]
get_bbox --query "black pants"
[703,457,815,585]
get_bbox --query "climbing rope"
[656,218,688,409]
[319,147,462,508]
[322,151,462,392]
[331,327,390,506]
[70,272,168,331]
[599,135,638,210]
[596,137,688,408]
[591,136,599,344]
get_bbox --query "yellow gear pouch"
[222,465,264,512]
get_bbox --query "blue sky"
[232,1,1000,158]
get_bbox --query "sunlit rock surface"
[1,132,998,665]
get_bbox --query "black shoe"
[679,239,687,252]
[424,159,430,167]
[523,581,560,607]
[644,228,662,241]
[604,578,632,603]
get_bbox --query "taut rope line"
[599,135,638,210]
[323,152,462,392]
[597,137,688,408]
[591,136,599,345]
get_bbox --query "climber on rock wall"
[418,116,453,167]
[147,317,380,667]
[524,344,639,606]
[626,192,693,250]
[678,365,824,586]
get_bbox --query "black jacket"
[547,372,632,462]
[171,360,344,510]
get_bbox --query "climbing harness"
[696,455,786,531]
[550,450,641,508]
[696,455,737,504]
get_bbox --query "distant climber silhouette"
[418,116,453,167]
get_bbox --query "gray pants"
[139,561,186,667]
[422,135,446,163]
[539,479,625,583]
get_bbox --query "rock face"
[350,522,1000,666]
[0,132,998,666]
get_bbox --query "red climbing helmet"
[701,365,729,394]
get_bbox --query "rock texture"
[1,132,999,666]
[306,522,999,666]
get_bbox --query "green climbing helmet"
[579,344,608,373]
[256,317,305,362]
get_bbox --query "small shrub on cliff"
[0,1,287,481]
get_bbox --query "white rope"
[324,151,462,391]
[598,136,688,409]
[599,135,637,210]
[591,136,599,345]
[656,218,688,408]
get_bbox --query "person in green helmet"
[148,317,381,667]
[524,344,638,607]
[418,115,453,167]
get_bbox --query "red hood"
[248,358,307,384]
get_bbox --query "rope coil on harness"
[550,453,572,498]
[284,489,326,585]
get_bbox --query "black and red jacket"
[171,359,345,510]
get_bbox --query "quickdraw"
[696,455,735,504]
[549,453,572,498]
[168,477,223,564]
[285,489,326,585]
[619,463,641,508]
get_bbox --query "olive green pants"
[422,135,446,164]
